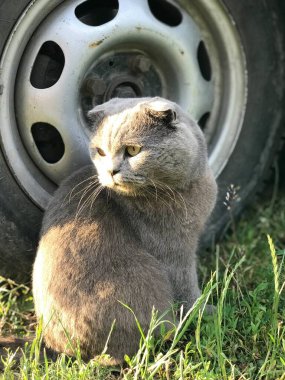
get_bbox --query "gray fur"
[32,97,217,364]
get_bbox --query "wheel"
[0,0,284,280]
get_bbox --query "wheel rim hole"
[198,112,210,130]
[75,0,119,26]
[148,0,182,27]
[197,41,212,81]
[31,123,65,164]
[30,41,65,89]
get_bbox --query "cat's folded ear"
[145,99,177,128]
[87,106,105,132]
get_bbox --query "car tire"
[0,0,43,281]
[205,0,285,245]
[0,0,284,280]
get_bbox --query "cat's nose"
[110,169,120,176]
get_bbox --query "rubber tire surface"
[205,0,285,245]
[0,0,284,280]
[0,0,43,281]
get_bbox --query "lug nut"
[83,77,107,96]
[113,85,137,98]
[130,55,151,73]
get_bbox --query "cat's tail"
[0,336,57,368]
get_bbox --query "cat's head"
[88,97,207,196]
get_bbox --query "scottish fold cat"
[32,97,217,364]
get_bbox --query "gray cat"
[32,97,217,364]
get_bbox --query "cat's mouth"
[109,182,140,196]
[114,183,133,193]
[113,177,141,195]
[98,174,139,195]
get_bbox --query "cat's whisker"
[75,182,102,219]
[149,180,176,208]
[75,189,94,219]
[75,192,96,220]
[68,174,99,196]
[142,188,157,209]
[69,179,100,204]
[84,183,102,210]
[86,189,102,216]
[76,184,97,215]
[66,174,99,203]
[145,186,175,216]
[153,180,177,203]
[162,184,177,202]
[161,183,188,220]
[157,184,176,205]
[89,186,104,212]
[175,191,188,221]
[107,189,111,204]
[148,180,189,221]
[142,193,153,209]
[80,183,102,213]
[149,179,158,201]
[80,194,95,218]
[152,180,188,220]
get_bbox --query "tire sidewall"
[0,0,43,280]
[0,0,284,275]
[207,0,285,241]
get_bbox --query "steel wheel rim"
[0,0,246,209]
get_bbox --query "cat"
[32,96,217,364]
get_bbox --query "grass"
[1,188,285,379]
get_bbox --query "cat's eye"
[125,145,141,157]
[97,147,106,156]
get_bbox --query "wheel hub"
[80,51,163,117]
[0,0,246,209]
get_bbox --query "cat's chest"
[127,206,195,261]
